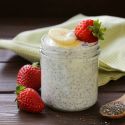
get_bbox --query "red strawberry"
[16,86,45,113]
[75,19,106,43]
[17,62,41,90]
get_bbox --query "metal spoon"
[100,94,125,119]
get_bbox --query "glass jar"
[40,35,99,111]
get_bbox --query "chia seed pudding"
[40,30,99,111]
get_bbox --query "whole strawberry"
[17,62,41,90]
[75,19,106,43]
[16,86,45,113]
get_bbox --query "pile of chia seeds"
[100,101,125,116]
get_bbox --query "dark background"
[0,0,125,38]
[0,0,125,18]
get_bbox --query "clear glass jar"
[40,35,99,111]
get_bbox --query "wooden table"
[0,18,125,125]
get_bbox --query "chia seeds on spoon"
[100,101,125,117]
[100,94,125,119]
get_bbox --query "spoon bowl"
[100,95,125,119]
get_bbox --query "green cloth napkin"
[0,14,125,86]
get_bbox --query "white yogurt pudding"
[41,28,99,111]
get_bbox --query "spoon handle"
[117,94,125,104]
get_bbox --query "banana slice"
[48,28,80,47]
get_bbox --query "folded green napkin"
[0,14,125,86]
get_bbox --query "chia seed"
[100,101,125,116]
[41,35,99,111]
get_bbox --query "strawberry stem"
[88,19,106,40]
[32,62,40,68]
[16,85,26,95]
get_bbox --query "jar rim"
[40,34,99,58]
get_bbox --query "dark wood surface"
[0,18,125,125]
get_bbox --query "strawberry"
[16,85,45,113]
[17,62,41,90]
[75,19,106,43]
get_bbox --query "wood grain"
[0,62,28,92]
[0,93,124,125]
[0,18,65,38]
[0,50,27,62]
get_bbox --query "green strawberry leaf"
[32,62,40,68]
[88,20,106,40]
[16,85,26,95]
